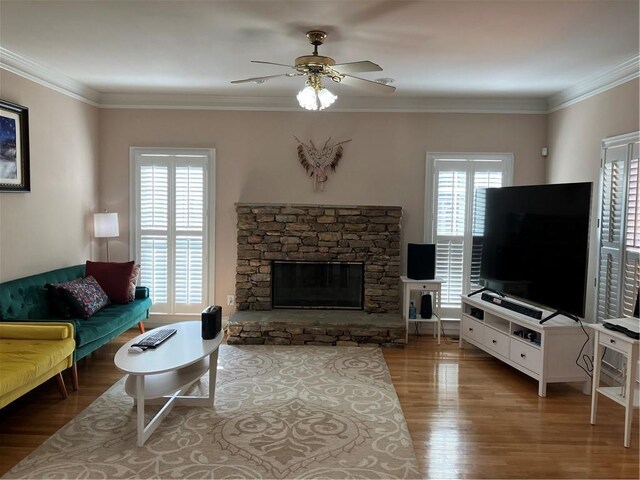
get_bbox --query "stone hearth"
[227,310,405,347]
[235,203,402,313]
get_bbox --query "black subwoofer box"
[201,305,222,339]
[407,243,436,280]
[420,294,433,319]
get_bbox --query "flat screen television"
[479,182,592,317]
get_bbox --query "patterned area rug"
[4,346,419,479]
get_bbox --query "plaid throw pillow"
[128,264,141,302]
[58,275,110,319]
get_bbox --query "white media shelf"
[460,294,590,397]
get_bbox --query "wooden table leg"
[55,372,68,399]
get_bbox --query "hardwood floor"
[0,329,637,478]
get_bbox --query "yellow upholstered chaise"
[0,322,75,409]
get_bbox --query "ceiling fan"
[231,30,395,109]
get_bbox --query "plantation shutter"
[596,133,640,322]
[174,163,206,312]
[429,154,513,318]
[470,171,504,286]
[435,169,466,306]
[132,149,212,316]
[139,162,170,310]
[622,142,640,317]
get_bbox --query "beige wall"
[547,78,640,322]
[2,68,634,322]
[0,70,100,282]
[100,109,546,314]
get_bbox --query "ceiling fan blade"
[339,75,396,94]
[333,61,383,74]
[251,60,296,69]
[230,73,296,84]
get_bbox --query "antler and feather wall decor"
[294,136,352,191]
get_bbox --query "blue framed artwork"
[0,100,30,192]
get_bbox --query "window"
[130,148,214,316]
[425,153,513,318]
[596,132,640,322]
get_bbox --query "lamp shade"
[94,212,119,238]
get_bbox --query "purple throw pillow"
[58,275,110,319]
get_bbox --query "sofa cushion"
[58,276,110,319]
[86,261,135,304]
[73,300,151,348]
[0,337,75,399]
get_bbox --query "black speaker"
[420,294,433,319]
[202,305,222,339]
[407,243,435,280]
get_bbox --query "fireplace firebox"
[272,261,364,310]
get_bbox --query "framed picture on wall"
[0,100,30,192]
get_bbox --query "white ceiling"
[0,0,638,110]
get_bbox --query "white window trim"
[594,131,640,322]
[424,153,514,243]
[129,147,216,321]
[423,152,514,317]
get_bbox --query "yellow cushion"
[0,323,75,409]
[0,323,73,340]
[0,337,75,397]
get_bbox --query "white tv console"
[460,294,590,397]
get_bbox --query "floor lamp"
[94,212,119,261]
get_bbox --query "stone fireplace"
[235,203,402,313]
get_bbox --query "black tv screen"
[479,182,592,317]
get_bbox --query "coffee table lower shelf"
[125,350,219,447]
[124,356,211,399]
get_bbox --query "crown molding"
[547,55,640,112]
[0,47,636,114]
[0,48,101,106]
[99,92,548,113]
[0,47,547,113]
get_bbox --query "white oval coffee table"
[114,321,223,446]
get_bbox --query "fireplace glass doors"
[272,261,364,309]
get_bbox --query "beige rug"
[4,345,419,479]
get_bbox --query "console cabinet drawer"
[599,331,627,354]
[510,339,542,374]
[462,315,484,344]
[483,328,510,358]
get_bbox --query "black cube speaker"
[202,305,222,339]
[407,243,435,280]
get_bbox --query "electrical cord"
[412,316,456,344]
[574,319,604,378]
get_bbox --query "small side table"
[400,276,444,344]
[589,323,639,448]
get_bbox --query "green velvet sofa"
[0,265,152,363]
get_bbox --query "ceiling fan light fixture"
[317,87,337,109]
[297,85,319,111]
[297,74,337,111]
